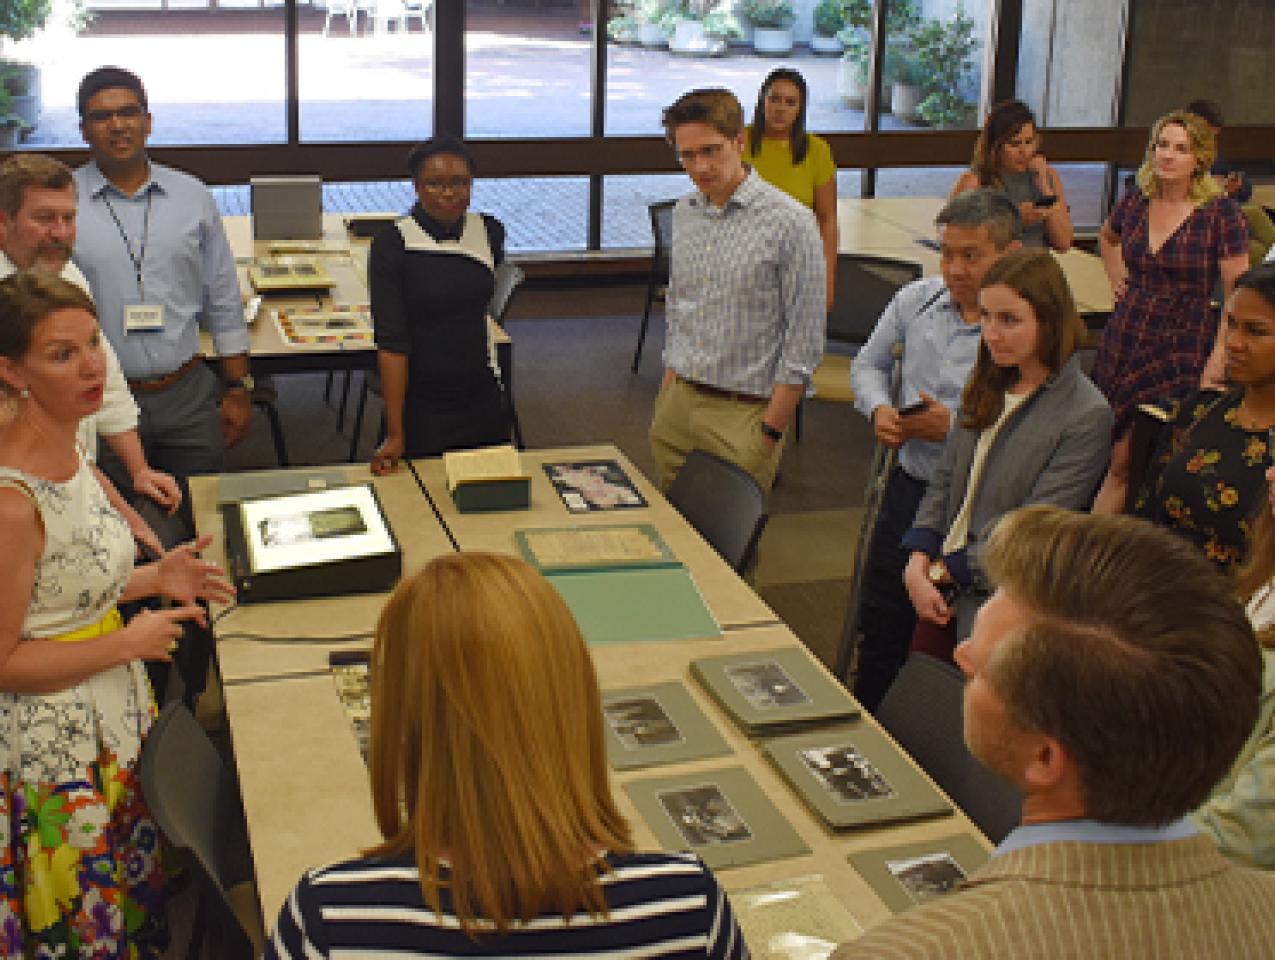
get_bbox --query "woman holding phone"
[950,99,1073,252]
[901,249,1111,658]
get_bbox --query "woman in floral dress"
[0,273,231,957]
[1092,110,1250,513]
[1135,264,1275,569]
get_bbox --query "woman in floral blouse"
[1136,263,1275,569]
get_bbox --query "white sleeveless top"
[0,451,133,638]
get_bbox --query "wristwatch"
[224,374,255,394]
[927,558,948,585]
[759,420,783,442]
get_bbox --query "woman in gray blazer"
[901,248,1114,659]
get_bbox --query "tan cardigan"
[836,834,1275,959]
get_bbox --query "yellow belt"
[48,608,124,643]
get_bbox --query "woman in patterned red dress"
[1091,110,1250,513]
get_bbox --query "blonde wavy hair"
[366,552,633,936]
[1134,110,1222,204]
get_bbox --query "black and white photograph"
[658,784,753,847]
[258,504,368,548]
[724,661,812,711]
[800,743,897,804]
[604,696,684,750]
[886,852,968,904]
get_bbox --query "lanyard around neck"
[100,188,153,301]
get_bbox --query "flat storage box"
[251,175,323,242]
[221,483,401,604]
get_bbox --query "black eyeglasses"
[419,177,473,194]
[84,104,145,124]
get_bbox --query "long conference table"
[838,196,1116,319]
[194,444,993,944]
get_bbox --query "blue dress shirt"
[850,276,983,483]
[997,816,1199,858]
[72,160,249,379]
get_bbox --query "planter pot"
[892,83,925,119]
[637,21,666,47]
[838,59,865,108]
[670,20,725,56]
[752,26,793,55]
[811,34,842,55]
[11,94,38,131]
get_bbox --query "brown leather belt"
[680,376,767,404]
[127,355,203,394]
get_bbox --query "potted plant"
[837,28,870,108]
[670,1,736,56]
[911,5,980,128]
[630,0,672,47]
[885,45,926,120]
[0,85,24,149]
[0,0,55,135]
[606,10,640,43]
[812,0,845,55]
[742,0,794,55]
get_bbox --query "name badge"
[124,304,165,333]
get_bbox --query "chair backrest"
[665,449,768,574]
[489,261,526,326]
[649,199,676,284]
[827,253,923,346]
[139,702,261,956]
[876,654,1023,844]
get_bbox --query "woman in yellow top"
[744,67,838,306]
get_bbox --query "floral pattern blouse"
[1135,389,1272,570]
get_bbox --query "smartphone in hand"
[899,400,927,417]
[1033,195,1058,208]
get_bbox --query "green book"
[847,834,989,913]
[761,724,952,831]
[515,525,719,645]
[444,445,530,514]
[601,682,731,770]
[690,647,859,737]
[624,766,810,871]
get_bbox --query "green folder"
[515,525,719,645]
[546,567,719,645]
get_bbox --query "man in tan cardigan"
[838,506,1275,959]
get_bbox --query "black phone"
[1033,195,1058,208]
[899,400,926,416]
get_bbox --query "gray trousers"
[100,360,225,486]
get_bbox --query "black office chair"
[139,702,263,959]
[349,261,527,460]
[665,449,769,574]
[876,654,1023,844]
[250,375,289,467]
[632,199,676,373]
[797,252,923,439]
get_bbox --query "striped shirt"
[663,170,825,397]
[265,850,750,959]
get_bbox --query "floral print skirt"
[0,662,167,958]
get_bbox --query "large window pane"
[876,0,990,131]
[604,5,864,136]
[465,1,590,138]
[602,173,686,250]
[476,176,590,252]
[1124,0,1273,126]
[1016,0,1123,127]
[21,5,286,147]
[300,5,432,142]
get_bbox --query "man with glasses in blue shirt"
[650,87,825,493]
[72,66,251,482]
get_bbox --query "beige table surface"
[1252,184,1275,209]
[837,196,1113,316]
[229,619,991,934]
[412,444,780,632]
[190,466,455,683]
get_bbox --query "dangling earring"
[18,387,28,399]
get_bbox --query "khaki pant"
[649,376,785,492]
